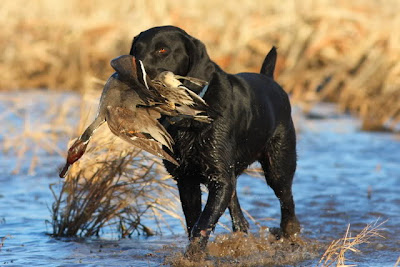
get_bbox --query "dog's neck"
[186,61,221,97]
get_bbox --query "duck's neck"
[80,116,105,143]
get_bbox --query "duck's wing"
[174,105,212,123]
[121,135,178,165]
[153,72,209,108]
[179,85,208,108]
[106,106,178,165]
[154,79,202,110]
[173,75,209,107]
[106,106,174,151]
[134,108,174,150]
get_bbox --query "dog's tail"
[260,46,277,79]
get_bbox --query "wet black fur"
[129,26,300,253]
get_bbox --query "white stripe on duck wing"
[110,55,166,105]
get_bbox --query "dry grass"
[318,220,387,267]
[394,256,400,267]
[50,148,181,237]
[0,92,80,174]
[0,88,184,237]
[1,0,400,130]
[49,89,184,237]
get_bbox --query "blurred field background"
[1,2,399,265]
[1,0,400,131]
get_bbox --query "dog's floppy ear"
[110,55,137,80]
[129,35,139,55]
[185,36,216,82]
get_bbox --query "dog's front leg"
[185,176,234,256]
[177,179,202,236]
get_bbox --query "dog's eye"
[157,48,167,54]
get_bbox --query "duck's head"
[59,138,89,178]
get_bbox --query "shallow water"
[0,92,399,266]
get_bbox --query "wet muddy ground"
[0,92,399,266]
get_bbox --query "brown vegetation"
[318,220,386,267]
[49,90,184,237]
[0,88,184,237]
[50,147,181,237]
[1,0,400,131]
[395,256,400,267]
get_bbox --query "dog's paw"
[184,240,206,261]
[268,227,305,246]
[268,227,284,241]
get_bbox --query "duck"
[151,70,211,123]
[59,55,211,178]
[59,71,177,178]
[114,55,211,123]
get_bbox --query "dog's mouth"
[136,64,161,81]
[147,67,167,80]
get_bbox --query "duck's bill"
[59,163,71,178]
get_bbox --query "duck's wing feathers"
[180,85,208,108]
[173,75,209,107]
[106,106,178,165]
[106,106,174,151]
[122,136,178,165]
[135,108,174,150]
[153,72,209,108]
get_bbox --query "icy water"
[0,92,399,266]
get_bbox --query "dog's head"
[129,26,215,85]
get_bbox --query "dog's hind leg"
[259,121,300,238]
[228,190,249,233]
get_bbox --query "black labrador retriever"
[129,26,300,254]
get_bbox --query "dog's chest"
[167,124,215,182]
